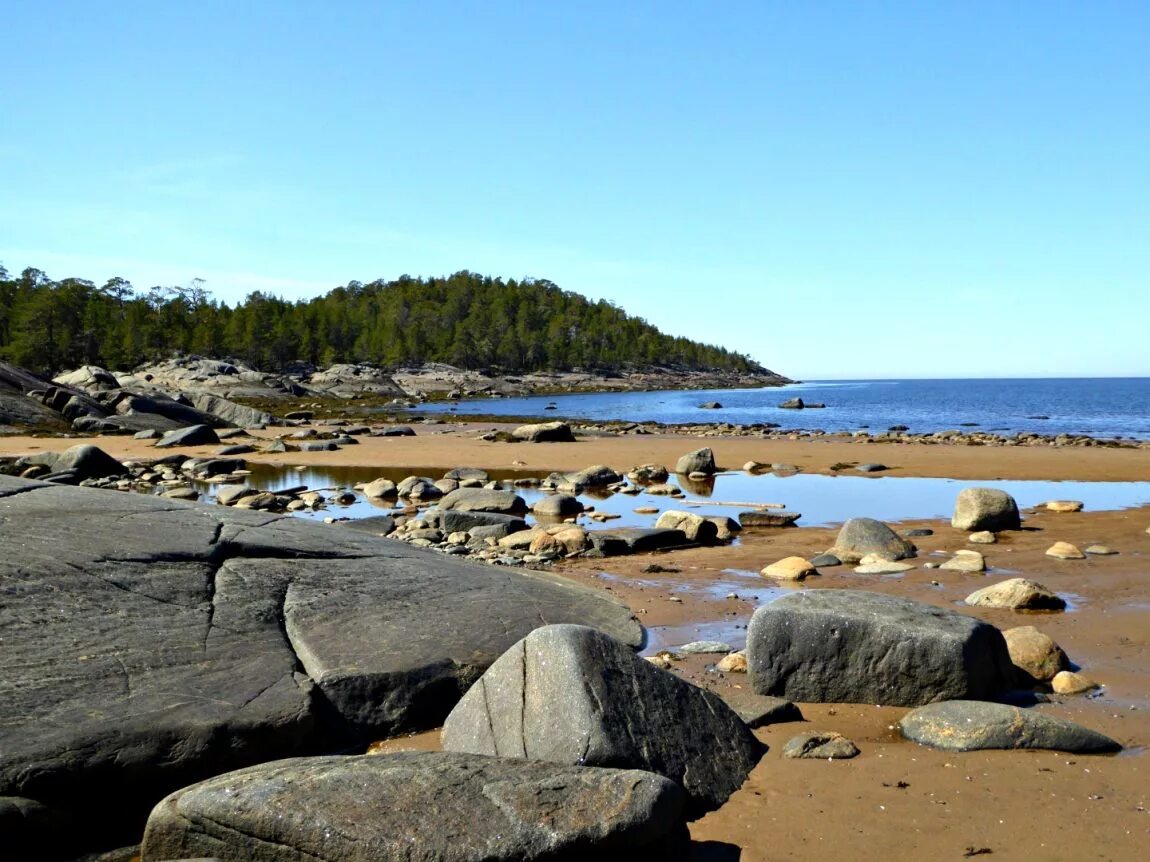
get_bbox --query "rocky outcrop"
[0,477,640,851]
[142,752,688,862]
[747,590,1016,706]
[441,624,764,819]
[899,701,1121,753]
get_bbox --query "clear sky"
[2,2,1147,379]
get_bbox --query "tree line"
[0,265,767,377]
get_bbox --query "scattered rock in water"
[738,510,801,528]
[362,477,398,499]
[511,421,575,443]
[939,550,986,573]
[706,515,740,541]
[899,701,1121,753]
[215,484,258,506]
[698,401,722,409]
[965,578,1066,611]
[531,494,584,518]
[716,652,748,673]
[439,487,527,515]
[1046,500,1085,513]
[968,530,997,544]
[680,640,734,655]
[441,624,764,819]
[827,517,917,564]
[782,731,860,760]
[1046,541,1085,560]
[809,553,842,568]
[778,397,805,409]
[951,488,1022,532]
[444,467,489,483]
[1084,544,1117,556]
[655,510,719,544]
[761,556,816,581]
[1052,670,1100,695]
[634,506,660,515]
[675,447,716,475]
[628,463,669,483]
[141,752,690,861]
[1003,626,1070,682]
[743,460,769,473]
[566,464,623,489]
[747,590,1015,706]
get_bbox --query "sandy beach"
[3,425,1148,861]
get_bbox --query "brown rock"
[1003,626,1069,682]
[1046,541,1085,560]
[1052,670,1100,695]
[761,556,816,581]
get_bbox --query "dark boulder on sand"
[0,476,639,852]
[827,517,917,563]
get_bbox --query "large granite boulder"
[155,424,221,448]
[0,477,640,852]
[189,393,272,428]
[747,590,1016,706]
[142,752,688,861]
[441,625,764,819]
[19,443,127,480]
[827,517,917,563]
[952,488,1022,532]
[438,487,528,515]
[512,421,575,443]
[899,701,1121,753]
[674,447,716,475]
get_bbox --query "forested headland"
[0,265,772,378]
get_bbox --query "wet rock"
[430,509,529,537]
[588,528,688,555]
[1045,500,1084,513]
[739,510,801,528]
[899,701,1121,753]
[951,488,1021,532]
[1052,670,1100,695]
[809,553,842,568]
[214,484,257,506]
[1084,544,1117,556]
[966,578,1066,611]
[297,440,339,452]
[439,487,527,516]
[747,590,1015,706]
[444,467,489,483]
[742,460,769,473]
[778,397,805,409]
[705,515,740,541]
[1003,626,1069,683]
[1046,541,1085,560]
[512,421,575,443]
[782,732,860,759]
[141,752,689,862]
[0,476,639,849]
[655,510,719,544]
[674,447,716,475]
[442,625,764,819]
[531,494,584,518]
[362,477,398,499]
[699,401,722,409]
[761,556,816,581]
[827,517,916,564]
[939,550,986,573]
[628,464,669,483]
[567,464,623,488]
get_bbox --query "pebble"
[1052,670,1100,695]
[1084,545,1117,556]
[1046,541,1086,560]
[968,531,997,544]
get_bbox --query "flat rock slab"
[441,625,764,819]
[747,590,1016,707]
[589,527,689,555]
[739,510,801,528]
[718,693,804,728]
[899,701,1121,753]
[0,476,640,850]
[142,752,687,862]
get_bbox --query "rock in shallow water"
[441,624,764,819]
[951,488,1021,532]
[141,752,689,861]
[899,701,1121,753]
[747,590,1016,707]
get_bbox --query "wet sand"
[4,427,1149,859]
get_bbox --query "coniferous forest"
[0,265,766,377]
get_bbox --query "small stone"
[634,507,660,515]
[1052,670,1100,695]
[904,528,934,538]
[782,731,860,759]
[1084,545,1117,556]
[761,556,816,581]
[940,551,986,573]
[808,553,842,568]
[679,641,733,655]
[1046,541,1085,560]
[965,578,1065,611]
[645,652,678,670]
[854,560,915,574]
[716,652,747,673]
[1046,500,1085,513]
[969,531,997,544]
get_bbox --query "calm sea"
[415,378,1150,440]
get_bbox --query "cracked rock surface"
[441,624,764,820]
[0,476,640,854]
[141,751,689,862]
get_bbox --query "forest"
[0,265,766,377]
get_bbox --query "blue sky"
[2,2,1147,379]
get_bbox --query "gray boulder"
[441,624,764,819]
[155,424,220,448]
[439,487,528,515]
[532,494,585,518]
[19,444,127,481]
[142,752,688,862]
[778,397,804,409]
[739,510,801,528]
[674,447,716,475]
[444,466,489,482]
[899,701,1121,753]
[827,517,917,563]
[952,488,1022,532]
[429,509,529,536]
[189,393,272,428]
[747,590,1015,706]
[0,476,639,851]
[588,528,689,556]
[512,421,575,443]
[566,464,623,488]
